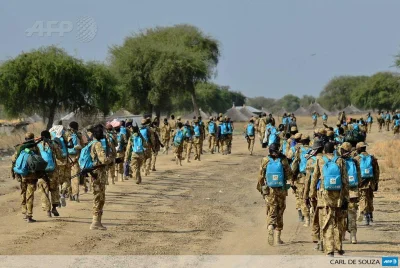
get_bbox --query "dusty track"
[0,124,398,256]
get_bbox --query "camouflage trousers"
[20,178,37,217]
[174,144,183,160]
[151,151,158,170]
[359,188,374,214]
[130,154,144,184]
[143,149,152,174]
[90,169,106,217]
[227,134,232,153]
[208,134,216,153]
[265,188,287,231]
[193,137,201,160]
[386,121,390,131]
[116,151,125,179]
[219,137,228,155]
[58,164,71,196]
[37,172,60,211]
[162,137,170,153]
[313,120,317,128]
[394,126,399,135]
[347,198,358,233]
[311,206,321,242]
[199,136,204,154]
[320,207,343,253]
[183,140,193,161]
[295,182,310,219]
[367,123,373,133]
[107,163,116,184]
[70,159,81,196]
[247,136,255,154]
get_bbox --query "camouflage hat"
[326,130,334,137]
[290,126,298,132]
[318,128,327,135]
[25,132,34,139]
[209,116,213,120]
[341,142,352,152]
[218,117,223,122]
[294,133,302,140]
[141,118,147,125]
[312,140,323,150]
[301,134,310,141]
[219,113,223,117]
[356,142,368,149]
[193,119,199,123]
[177,116,181,120]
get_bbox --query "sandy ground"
[0,122,398,257]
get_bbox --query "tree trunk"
[46,98,58,130]
[154,106,161,126]
[188,83,199,117]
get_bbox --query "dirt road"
[0,125,398,256]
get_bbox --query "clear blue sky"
[1,0,400,98]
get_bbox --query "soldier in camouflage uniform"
[257,143,293,246]
[206,117,216,154]
[258,113,267,145]
[115,125,127,182]
[140,118,156,175]
[291,134,312,226]
[125,125,145,184]
[65,121,84,202]
[303,141,323,248]
[340,142,360,244]
[150,121,161,171]
[88,125,111,230]
[310,142,349,256]
[173,122,184,166]
[198,116,206,154]
[160,118,171,154]
[37,130,64,217]
[192,119,202,161]
[353,142,379,226]
[105,124,118,184]
[11,132,40,223]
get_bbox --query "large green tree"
[0,46,118,129]
[351,72,400,111]
[318,75,369,111]
[109,24,220,117]
[278,94,300,112]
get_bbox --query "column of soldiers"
[257,117,380,257]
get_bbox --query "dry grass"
[0,122,45,151]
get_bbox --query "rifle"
[71,157,124,180]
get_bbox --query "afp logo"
[382,257,398,267]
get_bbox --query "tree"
[299,95,316,108]
[109,24,221,117]
[279,94,300,112]
[318,76,369,111]
[351,72,400,111]
[0,46,119,129]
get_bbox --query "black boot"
[369,212,373,223]
[52,205,60,217]
[364,214,370,226]
[27,216,36,223]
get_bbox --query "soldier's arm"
[124,138,132,161]
[339,159,349,203]
[303,159,313,199]
[281,157,293,184]
[52,142,64,160]
[150,129,156,147]
[95,142,109,165]
[309,158,321,199]
[258,158,268,187]
[291,147,300,175]
[373,157,380,184]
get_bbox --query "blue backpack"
[67,133,79,155]
[174,129,184,145]
[299,147,308,174]
[345,158,358,188]
[37,143,56,172]
[53,136,67,158]
[183,126,191,138]
[367,116,372,123]
[208,122,216,134]
[132,135,144,153]
[386,114,391,120]
[282,117,288,125]
[140,127,149,142]
[78,140,97,170]
[322,114,327,120]
[194,125,201,137]
[352,124,360,131]
[265,157,285,188]
[322,156,342,191]
[335,136,344,145]
[395,119,400,127]
[246,123,255,136]
[227,123,233,134]
[220,123,228,135]
[312,115,317,120]
[281,140,287,155]
[117,132,126,152]
[13,149,32,176]
[268,128,279,146]
[360,154,374,179]
[120,126,127,135]
[100,138,110,156]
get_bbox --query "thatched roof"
[239,107,256,118]
[183,109,210,120]
[343,105,363,114]
[111,108,134,117]
[224,108,248,122]
[307,103,331,115]
[294,107,309,116]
